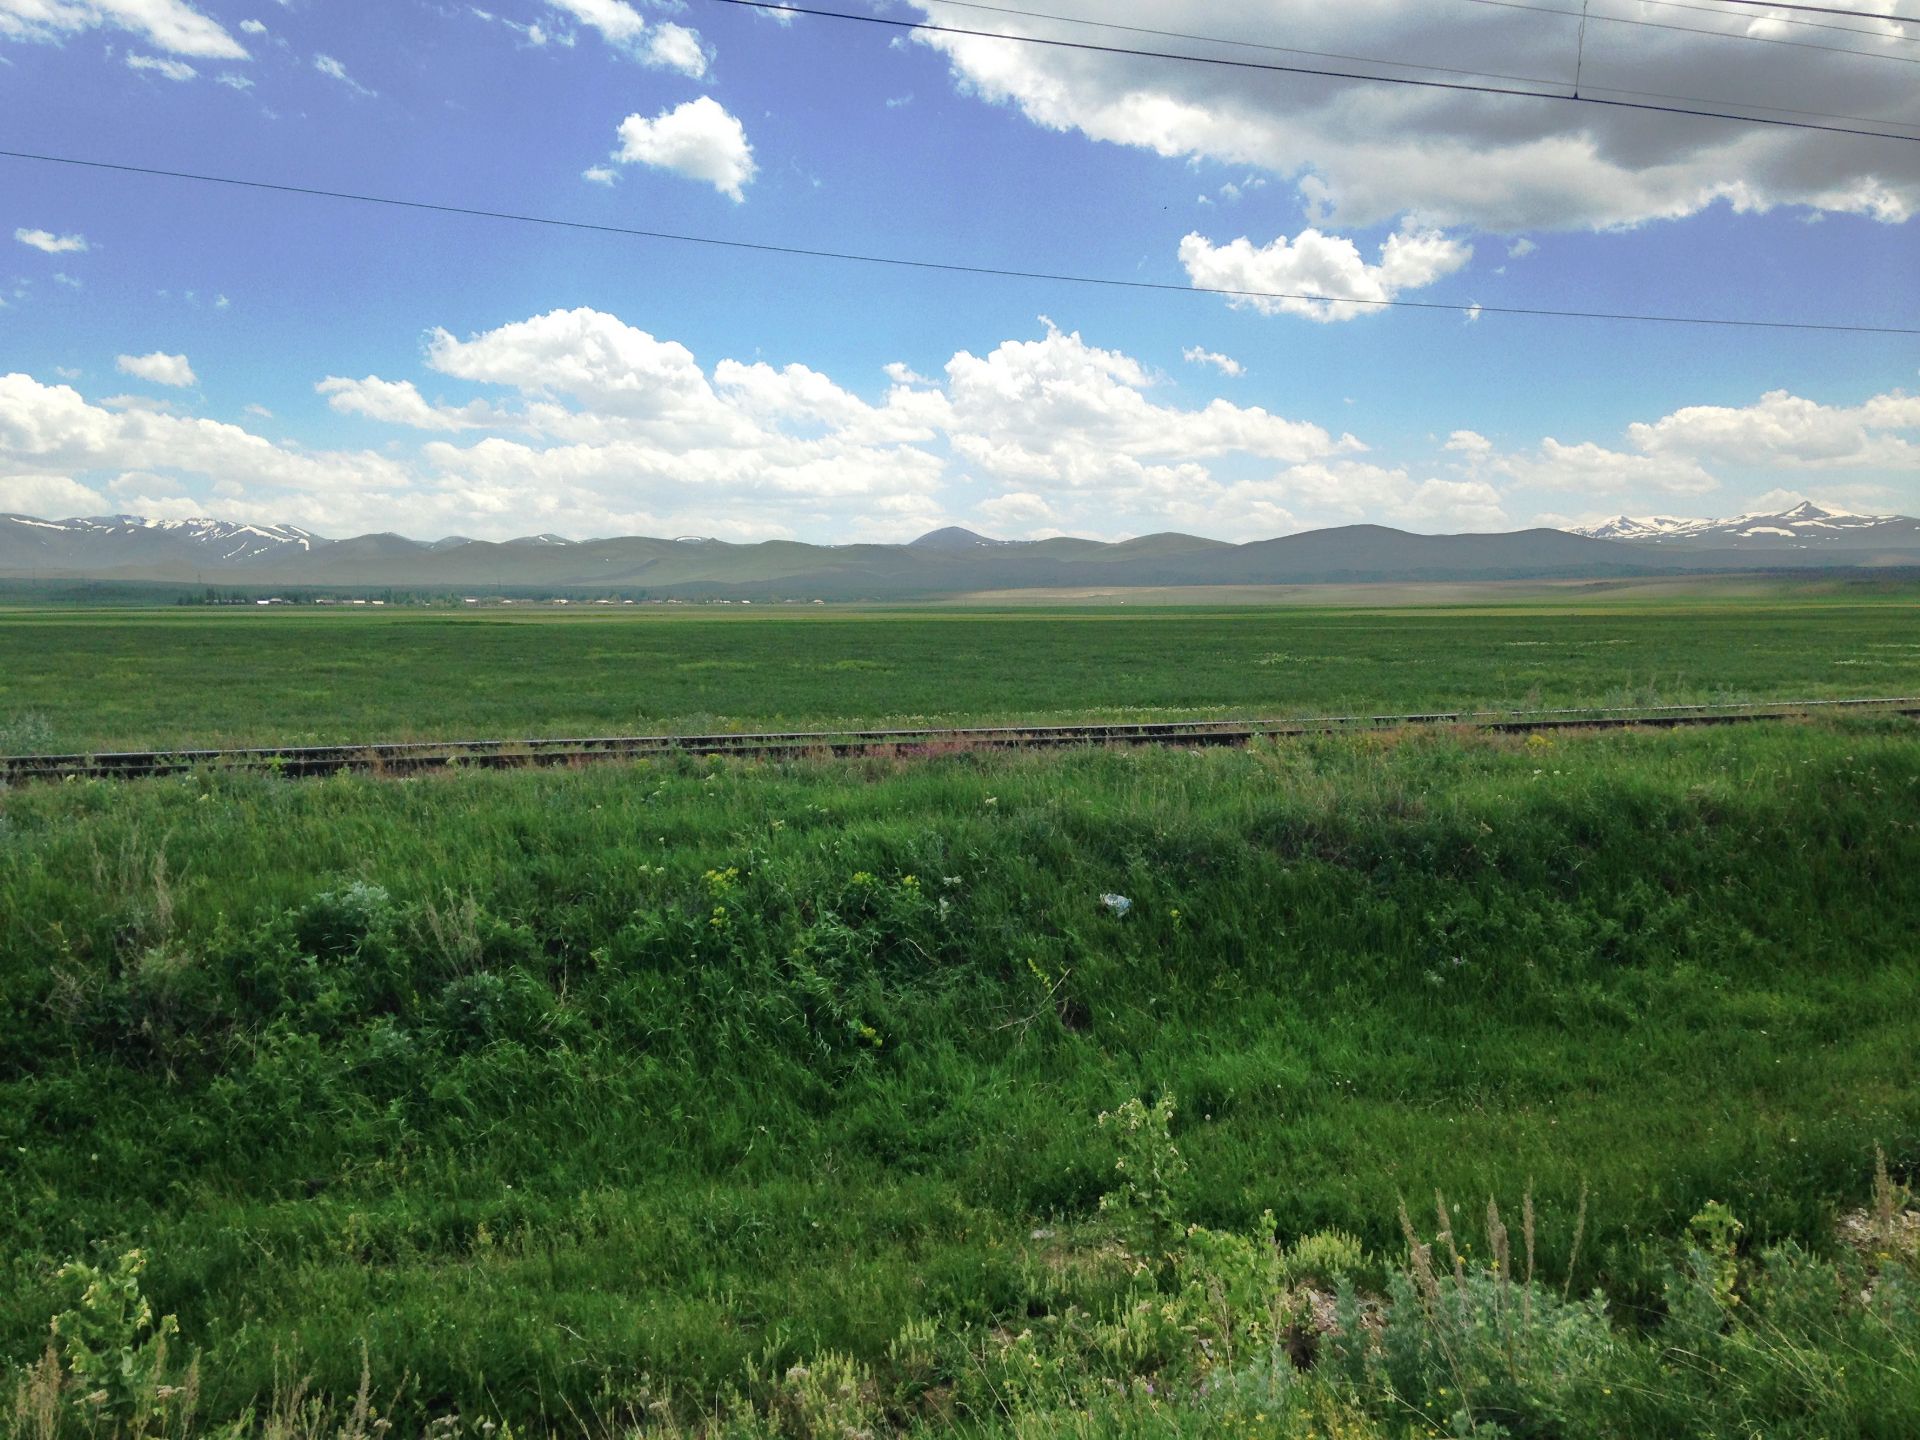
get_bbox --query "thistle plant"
[48,1250,185,1430]
[1098,1093,1188,1250]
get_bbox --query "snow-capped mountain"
[3,505,1919,592]
[69,515,322,560]
[0,513,328,574]
[1570,501,1920,550]
[0,512,626,585]
[1575,514,1717,542]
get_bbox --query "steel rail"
[2,696,1915,786]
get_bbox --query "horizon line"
[1,500,1902,550]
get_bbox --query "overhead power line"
[700,0,1920,139]
[4,148,1916,337]
[890,1,1587,92]
[1635,0,1917,40]
[896,0,1920,105]
[1578,76,1915,129]
[937,0,1920,61]
[1455,0,1920,64]
[1705,0,1912,19]
[741,0,1920,133]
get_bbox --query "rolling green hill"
[7,510,1920,599]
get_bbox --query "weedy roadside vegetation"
[9,1141,1917,1438]
[3,719,1918,1435]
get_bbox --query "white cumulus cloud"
[0,374,411,529]
[1310,462,1507,528]
[613,97,756,201]
[157,309,1366,540]
[642,21,705,77]
[317,376,503,432]
[544,0,707,75]
[902,0,1920,232]
[126,51,196,79]
[1488,385,1920,509]
[1629,389,1920,471]
[976,491,1057,527]
[0,0,247,57]
[545,0,644,45]
[1181,346,1244,377]
[116,352,197,387]
[314,52,374,95]
[15,228,89,254]
[937,321,1358,531]
[1494,439,1720,497]
[0,472,109,517]
[1179,225,1472,321]
[26,310,1917,543]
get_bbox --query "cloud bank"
[2,312,1914,541]
[903,0,1920,232]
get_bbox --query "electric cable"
[4,148,1916,336]
[700,0,1920,137]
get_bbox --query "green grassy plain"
[2,594,1919,754]
[4,717,1919,1436]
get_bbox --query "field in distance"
[941,573,1920,607]
[3,590,1920,754]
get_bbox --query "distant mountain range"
[2,503,1916,598]
[2,514,325,566]
[1570,501,1920,551]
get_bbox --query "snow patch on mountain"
[1571,501,1909,546]
[1,512,328,564]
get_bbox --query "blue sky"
[1,0,1917,541]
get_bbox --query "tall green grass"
[3,721,1918,1434]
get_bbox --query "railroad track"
[3,696,1916,786]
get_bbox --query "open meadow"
[10,0,1920,1426]
[3,595,1920,1437]
[2,590,1920,754]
